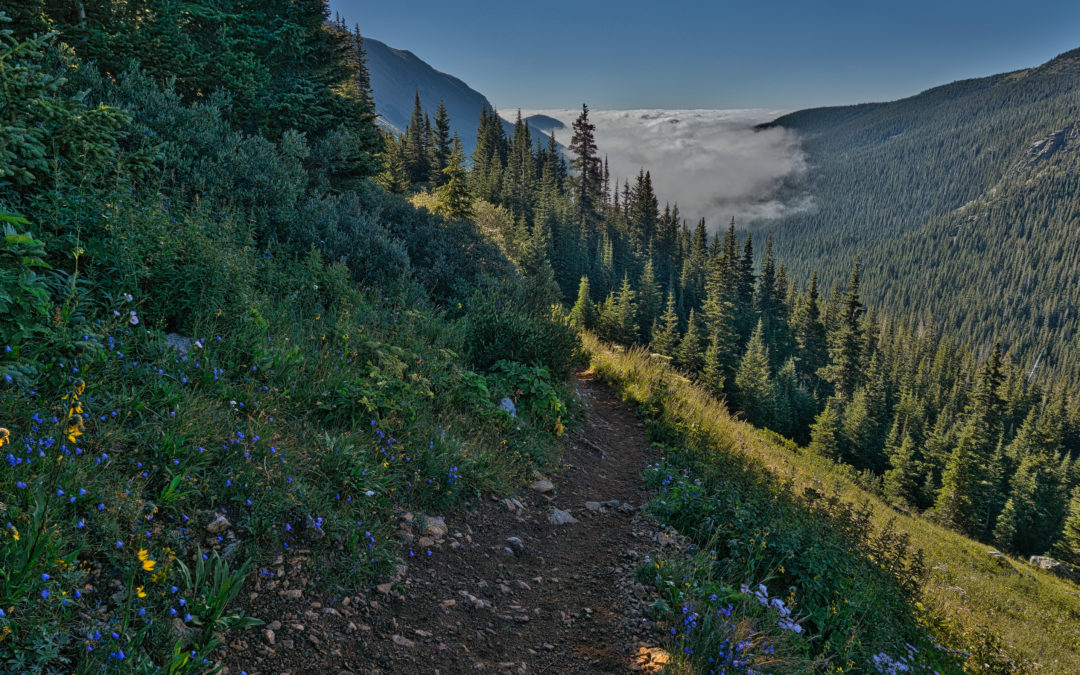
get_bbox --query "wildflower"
[122,293,133,303]
[136,586,146,599]
[0,428,8,449]
[129,311,139,326]
[136,549,156,571]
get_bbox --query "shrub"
[460,279,580,377]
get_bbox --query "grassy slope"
[584,335,1080,673]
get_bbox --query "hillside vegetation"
[0,6,576,671]
[759,47,1080,377]
[586,335,1080,673]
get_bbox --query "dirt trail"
[223,373,670,674]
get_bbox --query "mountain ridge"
[756,43,1080,376]
[364,36,556,155]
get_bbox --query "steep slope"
[365,37,553,154]
[758,47,1080,370]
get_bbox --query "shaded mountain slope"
[758,47,1080,373]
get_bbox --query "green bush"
[461,279,581,377]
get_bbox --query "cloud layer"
[511,108,810,230]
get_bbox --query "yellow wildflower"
[136,586,147,598]
[0,427,8,448]
[554,417,565,437]
[137,549,156,572]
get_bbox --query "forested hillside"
[757,47,1080,377]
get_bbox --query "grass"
[584,334,1080,674]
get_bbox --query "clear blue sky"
[328,0,1080,110]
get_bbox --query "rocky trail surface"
[221,373,679,674]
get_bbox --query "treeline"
[388,99,1080,563]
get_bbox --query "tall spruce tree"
[569,104,602,227]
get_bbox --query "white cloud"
[506,108,811,230]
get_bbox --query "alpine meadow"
[2,2,1080,674]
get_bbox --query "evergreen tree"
[519,219,560,307]
[821,261,865,399]
[503,110,536,221]
[736,232,756,341]
[435,135,472,220]
[677,309,705,372]
[637,258,661,341]
[597,277,639,344]
[840,356,889,470]
[404,91,430,185]
[569,276,596,330]
[651,291,682,357]
[1057,488,1080,565]
[934,418,983,536]
[472,106,506,202]
[431,100,452,184]
[375,132,410,194]
[736,320,775,427]
[6,0,52,38]
[756,237,781,344]
[569,104,602,226]
[792,271,828,385]
[808,399,844,461]
[700,223,740,394]
[992,411,1066,555]
[883,433,922,508]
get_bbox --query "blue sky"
[328,0,1080,110]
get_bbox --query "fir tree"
[569,276,596,330]
[651,291,682,357]
[792,271,828,386]
[431,100,452,184]
[435,134,472,220]
[1057,488,1080,565]
[375,132,410,194]
[736,232,756,341]
[637,258,661,341]
[736,320,775,427]
[883,433,922,508]
[677,309,705,372]
[808,399,844,461]
[569,104,602,226]
[404,91,430,185]
[992,411,1066,555]
[821,261,865,399]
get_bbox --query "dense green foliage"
[0,7,577,671]
[759,48,1080,381]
